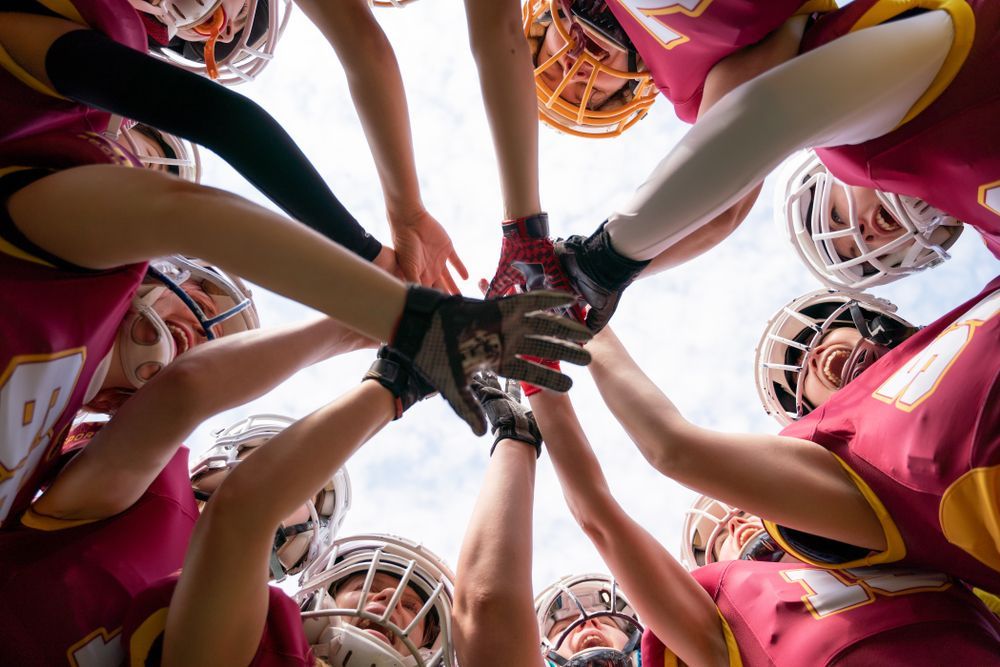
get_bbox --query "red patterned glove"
[520,356,562,397]
[485,213,586,323]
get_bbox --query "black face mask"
[740,531,787,563]
[549,647,634,667]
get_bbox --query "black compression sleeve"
[44,29,382,261]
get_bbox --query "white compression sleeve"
[606,10,954,261]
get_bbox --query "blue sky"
[189,1,997,591]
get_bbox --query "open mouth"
[873,206,902,235]
[575,628,610,651]
[356,619,396,647]
[817,346,852,388]
[166,322,193,354]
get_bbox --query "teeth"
[167,324,189,353]
[875,207,900,233]
[822,349,850,387]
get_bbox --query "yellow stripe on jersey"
[0,43,67,99]
[129,608,169,667]
[849,0,975,127]
[797,0,839,16]
[37,0,86,23]
[940,464,1000,573]
[0,166,59,267]
[21,505,100,531]
[719,611,743,667]
[763,453,907,569]
[973,587,1000,615]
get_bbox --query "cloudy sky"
[188,1,997,593]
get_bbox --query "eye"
[830,207,846,227]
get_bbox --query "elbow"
[453,586,521,640]
[146,353,214,425]
[568,489,623,550]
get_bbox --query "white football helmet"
[295,534,456,667]
[523,0,657,139]
[754,289,918,426]
[777,150,963,289]
[190,414,352,581]
[105,116,202,183]
[680,496,786,571]
[136,0,293,84]
[535,574,642,667]
[115,255,258,389]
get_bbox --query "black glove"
[555,223,650,333]
[391,286,592,436]
[471,372,542,457]
[362,346,437,419]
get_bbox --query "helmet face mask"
[295,534,457,667]
[535,575,642,667]
[680,496,786,570]
[524,0,657,138]
[136,0,293,84]
[190,414,352,580]
[777,151,963,289]
[754,289,917,426]
[112,120,202,183]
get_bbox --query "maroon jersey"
[0,439,197,666]
[769,276,1000,594]
[0,244,145,527]
[802,0,1000,258]
[123,577,314,667]
[0,0,146,146]
[605,0,832,123]
[641,561,1000,665]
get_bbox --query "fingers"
[477,278,490,296]
[504,290,578,315]
[446,387,487,436]
[485,273,514,300]
[517,335,591,366]
[449,249,470,281]
[439,266,460,295]
[503,358,573,393]
[521,311,592,343]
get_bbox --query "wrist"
[501,212,549,239]
[490,435,542,459]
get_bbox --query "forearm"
[298,0,422,215]
[9,166,407,340]
[606,11,953,260]
[44,27,383,259]
[454,440,542,667]
[165,383,394,667]
[528,391,728,667]
[464,0,541,218]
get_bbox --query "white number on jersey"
[68,628,123,667]
[0,350,85,522]
[614,0,713,49]
[781,567,951,619]
[873,289,1000,411]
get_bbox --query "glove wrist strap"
[490,435,542,459]
[502,212,549,239]
[582,223,650,290]
[363,357,408,419]
[391,285,444,360]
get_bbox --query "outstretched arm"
[464,0,542,220]
[294,0,468,290]
[529,389,728,667]
[585,328,885,550]
[453,437,546,667]
[605,10,954,261]
[31,318,373,523]
[0,12,382,259]
[164,380,396,667]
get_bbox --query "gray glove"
[471,372,542,457]
[390,286,591,436]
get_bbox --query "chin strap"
[843,304,921,386]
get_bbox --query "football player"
[115,119,202,182]
[585,286,1000,596]
[544,0,996,329]
[453,374,641,667]
[754,289,920,425]
[524,373,1000,665]
[120,347,454,666]
[680,495,790,570]
[0,313,368,665]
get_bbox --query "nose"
[558,52,595,83]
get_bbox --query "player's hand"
[390,286,592,435]
[389,207,468,294]
[372,245,407,281]
[555,225,650,332]
[484,213,586,323]
[471,372,542,456]
[363,346,437,420]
